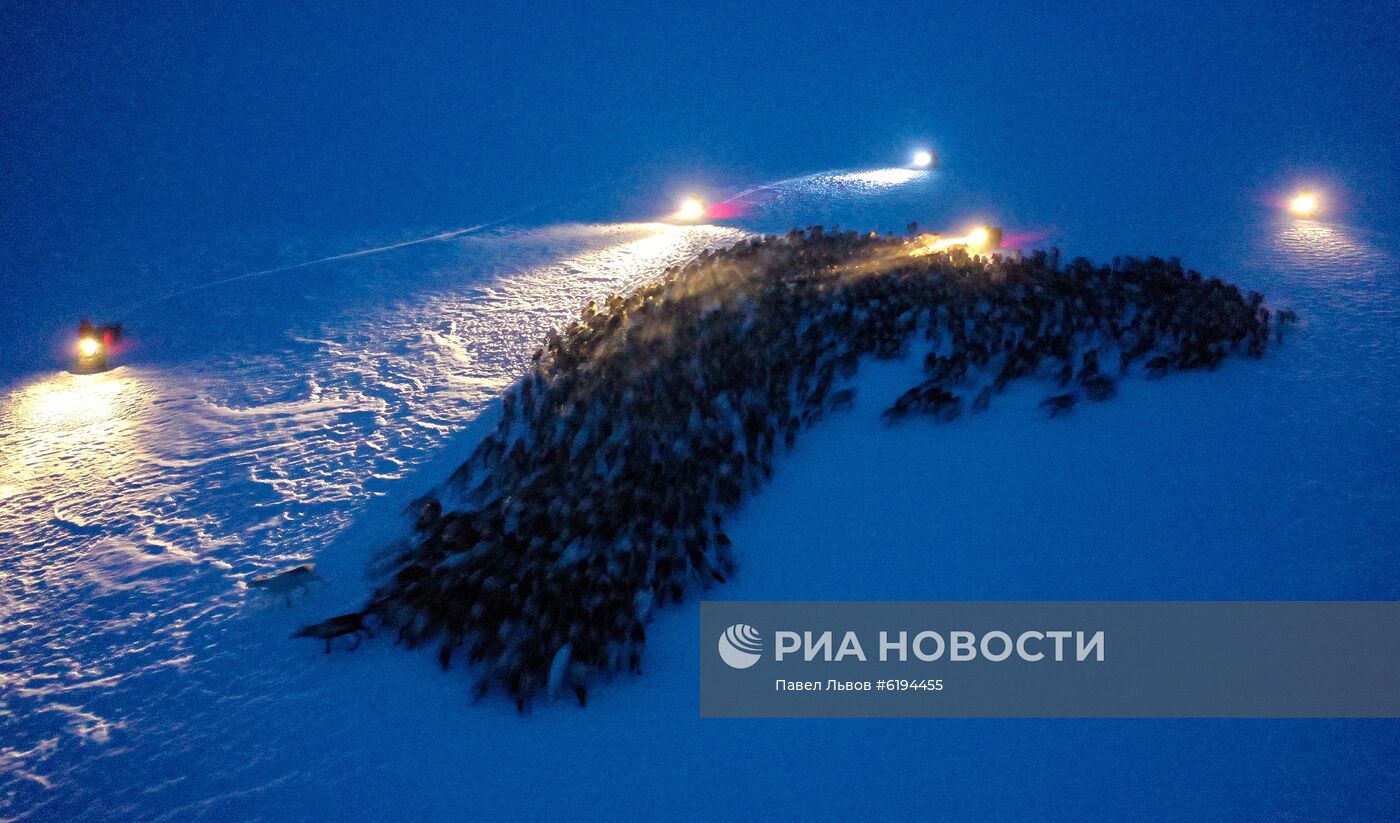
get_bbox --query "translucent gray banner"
[700,602,1400,718]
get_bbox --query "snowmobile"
[74,318,123,373]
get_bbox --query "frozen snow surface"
[2,168,1399,821]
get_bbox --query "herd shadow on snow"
[292,227,1291,711]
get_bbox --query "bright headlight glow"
[912,150,934,168]
[909,224,1000,257]
[78,337,100,357]
[1289,192,1319,217]
[674,197,705,221]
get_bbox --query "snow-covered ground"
[3,168,1399,820]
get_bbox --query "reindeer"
[292,611,373,653]
[248,564,323,605]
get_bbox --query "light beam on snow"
[21,372,126,428]
[1,370,141,494]
[1273,218,1377,270]
[829,168,924,188]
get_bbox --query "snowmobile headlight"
[78,337,100,358]
[674,197,705,221]
[1289,192,1318,217]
